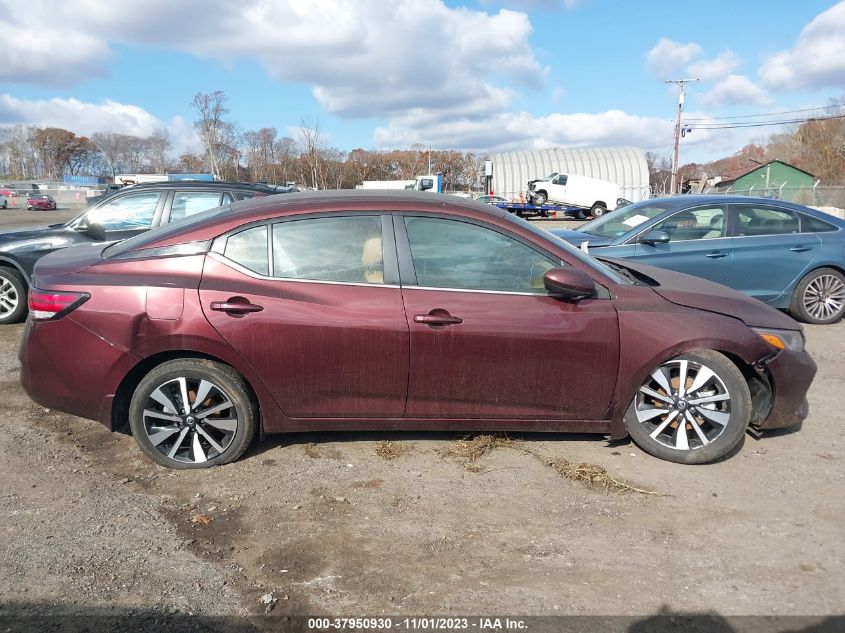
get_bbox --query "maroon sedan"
[26,194,57,210]
[19,191,816,468]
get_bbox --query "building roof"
[720,160,816,184]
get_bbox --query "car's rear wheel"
[623,351,750,464]
[590,203,606,217]
[790,267,845,324]
[128,359,256,469]
[0,268,28,325]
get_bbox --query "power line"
[683,113,845,130]
[683,105,839,121]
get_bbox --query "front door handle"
[705,251,728,259]
[789,245,812,252]
[210,298,264,315]
[414,309,463,327]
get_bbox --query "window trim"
[393,212,567,295]
[212,211,400,287]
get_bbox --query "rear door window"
[169,191,225,223]
[271,216,384,284]
[734,205,800,236]
[223,226,269,275]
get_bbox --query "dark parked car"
[26,194,57,210]
[20,191,816,469]
[550,195,845,324]
[0,181,279,324]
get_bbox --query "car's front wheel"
[790,267,845,324]
[532,191,547,205]
[128,359,257,469]
[623,351,750,464]
[0,268,28,325]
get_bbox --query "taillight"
[28,289,90,321]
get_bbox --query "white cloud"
[0,94,198,149]
[1,0,545,123]
[701,75,770,107]
[687,51,741,82]
[760,1,845,90]
[374,109,687,152]
[646,38,703,79]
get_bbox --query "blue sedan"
[549,195,845,324]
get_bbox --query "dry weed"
[374,440,412,460]
[549,458,662,495]
[439,434,516,463]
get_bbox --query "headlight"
[752,327,805,352]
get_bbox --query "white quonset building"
[488,146,650,203]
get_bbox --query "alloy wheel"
[802,273,845,322]
[634,359,732,452]
[0,279,19,319]
[142,376,240,464]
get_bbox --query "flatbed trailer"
[492,202,590,219]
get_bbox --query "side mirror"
[543,268,596,301]
[640,230,670,245]
[76,222,106,241]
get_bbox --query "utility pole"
[665,78,698,195]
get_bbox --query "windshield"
[503,213,631,285]
[103,204,232,257]
[579,200,675,239]
[542,172,559,181]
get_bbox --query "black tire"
[128,359,257,469]
[590,203,606,217]
[623,350,750,464]
[576,209,588,220]
[1,200,7,209]
[0,267,28,325]
[533,191,547,205]
[789,267,845,325]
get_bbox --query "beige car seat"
[361,236,383,283]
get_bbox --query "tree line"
[0,91,485,192]
[3,91,842,193]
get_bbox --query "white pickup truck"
[526,172,621,217]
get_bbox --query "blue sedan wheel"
[791,268,845,324]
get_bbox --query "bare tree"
[191,91,229,178]
[145,129,172,173]
[298,116,323,188]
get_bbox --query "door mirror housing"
[75,222,106,242]
[640,230,670,245]
[543,268,596,300]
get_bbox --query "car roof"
[116,180,278,192]
[142,190,509,249]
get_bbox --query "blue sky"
[1,0,843,163]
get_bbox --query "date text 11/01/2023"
[307,618,528,630]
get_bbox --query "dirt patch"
[302,443,342,460]
[548,458,663,495]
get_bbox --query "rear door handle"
[414,310,463,327]
[210,299,264,314]
[789,245,812,252]
[705,251,728,259]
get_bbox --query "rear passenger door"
[728,203,820,303]
[631,205,732,286]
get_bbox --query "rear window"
[803,214,838,233]
[103,204,231,258]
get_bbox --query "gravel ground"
[0,210,842,632]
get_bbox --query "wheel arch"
[0,257,31,285]
[111,350,263,437]
[716,349,772,432]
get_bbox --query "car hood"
[548,228,615,248]
[0,225,71,247]
[602,257,801,330]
